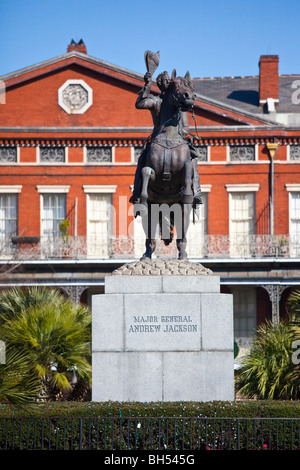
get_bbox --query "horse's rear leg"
[181,160,194,205]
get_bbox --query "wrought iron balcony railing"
[0,234,299,261]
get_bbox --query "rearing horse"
[136,70,196,260]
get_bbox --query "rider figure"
[130,71,202,207]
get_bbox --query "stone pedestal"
[92,259,234,402]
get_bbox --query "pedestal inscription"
[125,294,201,351]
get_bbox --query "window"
[58,79,93,114]
[41,194,66,238]
[289,191,300,256]
[134,146,144,163]
[229,145,255,162]
[86,147,112,163]
[86,194,112,257]
[285,186,300,256]
[232,287,257,339]
[290,192,300,236]
[0,194,18,240]
[40,147,65,163]
[0,147,17,163]
[228,191,256,257]
[289,145,300,161]
[193,145,208,162]
[83,185,116,258]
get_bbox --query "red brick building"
[1,41,300,356]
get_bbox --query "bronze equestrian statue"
[130,51,202,260]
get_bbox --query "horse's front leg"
[175,204,192,260]
[141,204,157,260]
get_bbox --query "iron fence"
[0,416,299,450]
[1,234,300,261]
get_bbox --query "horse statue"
[135,69,198,260]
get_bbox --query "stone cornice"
[1,135,300,147]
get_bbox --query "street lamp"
[267,140,279,236]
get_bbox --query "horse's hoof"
[140,254,151,260]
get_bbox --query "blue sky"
[0,0,300,79]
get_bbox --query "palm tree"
[0,287,91,401]
[0,346,40,406]
[235,320,300,400]
[0,286,63,322]
[287,289,300,326]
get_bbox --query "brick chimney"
[259,55,279,109]
[67,39,87,54]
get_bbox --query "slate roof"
[193,75,300,115]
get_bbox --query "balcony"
[0,234,299,262]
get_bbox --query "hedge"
[0,402,299,450]
[0,400,299,418]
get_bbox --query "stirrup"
[129,194,140,204]
[193,195,202,207]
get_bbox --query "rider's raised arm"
[135,72,156,109]
[180,111,190,136]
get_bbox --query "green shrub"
[235,320,300,400]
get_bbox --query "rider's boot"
[192,159,202,207]
[181,160,194,204]
[140,167,154,206]
[129,149,148,204]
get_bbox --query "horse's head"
[168,69,195,111]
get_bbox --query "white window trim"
[200,184,212,192]
[0,185,22,193]
[83,185,117,193]
[226,184,260,192]
[285,184,300,192]
[37,185,70,193]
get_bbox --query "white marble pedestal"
[92,259,234,402]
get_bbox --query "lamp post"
[267,140,279,236]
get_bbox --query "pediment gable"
[0,51,280,130]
